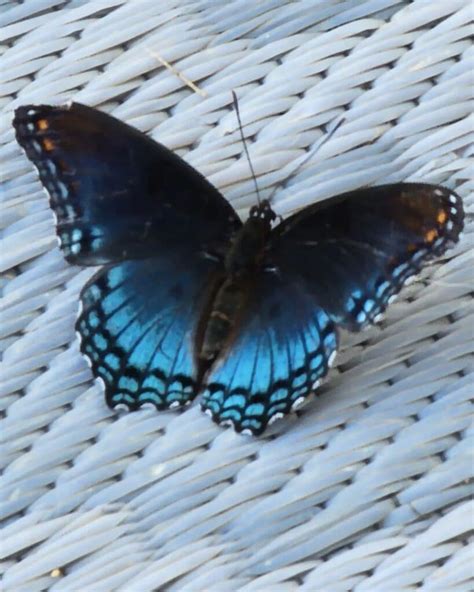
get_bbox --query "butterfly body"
[196,200,276,375]
[13,102,464,435]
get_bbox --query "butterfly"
[13,102,464,435]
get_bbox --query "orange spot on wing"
[407,243,417,253]
[437,209,447,225]
[37,119,49,131]
[42,138,55,151]
[424,229,438,243]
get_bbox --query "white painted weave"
[1,1,473,590]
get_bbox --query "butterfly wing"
[78,247,221,410]
[201,274,338,435]
[269,184,464,331]
[13,102,241,265]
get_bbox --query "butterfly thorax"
[196,201,276,374]
[224,200,276,274]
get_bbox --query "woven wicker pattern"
[1,1,473,590]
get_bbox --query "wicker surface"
[1,1,473,590]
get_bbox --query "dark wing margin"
[269,183,464,331]
[13,102,241,265]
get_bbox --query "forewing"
[13,102,241,265]
[270,184,464,331]
[201,275,338,435]
[77,249,220,410]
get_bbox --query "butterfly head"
[249,200,277,225]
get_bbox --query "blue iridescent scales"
[77,255,210,410]
[13,103,464,436]
[201,276,338,433]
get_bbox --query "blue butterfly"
[13,103,464,435]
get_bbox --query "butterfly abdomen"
[198,277,250,363]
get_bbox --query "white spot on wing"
[291,396,306,410]
[45,160,56,175]
[31,140,42,153]
[328,351,337,367]
[169,401,180,409]
[57,181,69,200]
[268,412,284,425]
[202,251,220,262]
[114,403,129,412]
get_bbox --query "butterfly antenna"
[232,90,262,205]
[266,114,345,204]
